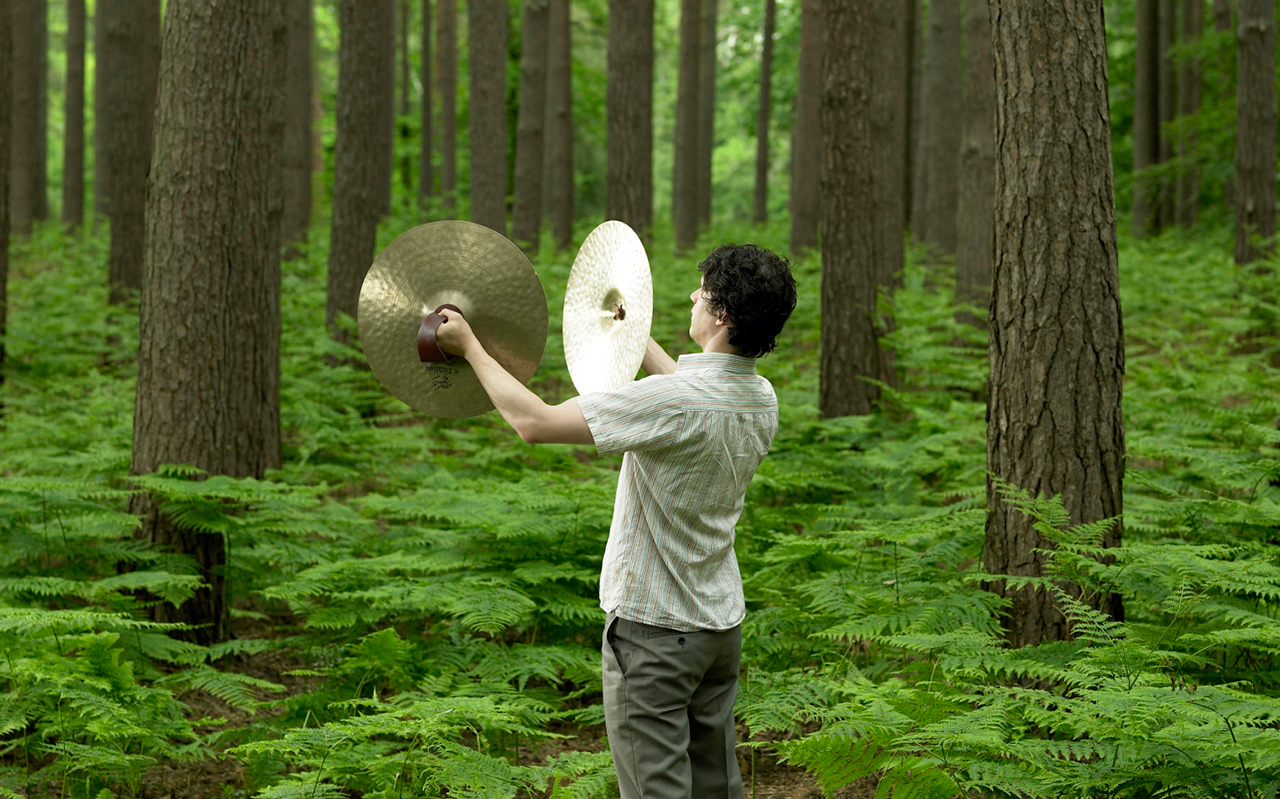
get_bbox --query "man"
[436,243,797,799]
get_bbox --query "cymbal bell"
[358,221,549,417]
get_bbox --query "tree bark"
[0,0,10,385]
[469,0,508,234]
[1213,0,1232,30]
[1157,0,1177,226]
[282,0,313,257]
[696,0,717,231]
[9,0,45,234]
[606,0,654,238]
[1132,0,1159,236]
[437,0,456,209]
[327,0,388,338]
[544,0,573,249]
[912,0,962,254]
[512,0,550,251]
[419,0,433,206]
[753,0,775,226]
[986,0,1125,649]
[1176,0,1203,227]
[788,0,821,254]
[62,0,85,229]
[1233,0,1276,264]
[955,0,994,328]
[131,0,285,646]
[398,0,412,195]
[820,0,904,418]
[904,0,919,230]
[98,0,160,302]
[377,0,395,216]
[674,0,701,251]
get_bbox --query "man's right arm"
[642,337,677,376]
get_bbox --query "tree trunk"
[469,0,508,234]
[904,0,919,230]
[696,0,717,231]
[1176,0,1203,227]
[98,0,160,302]
[544,0,573,249]
[377,0,395,216]
[674,0,701,251]
[955,0,994,328]
[282,0,313,257]
[1157,0,1177,226]
[986,0,1125,649]
[912,0,961,254]
[1213,0,1232,30]
[398,0,412,195]
[512,0,550,251]
[327,0,389,338]
[605,0,654,238]
[437,0,456,209]
[34,0,46,222]
[62,0,85,229]
[0,0,10,385]
[131,0,284,646]
[1233,0,1276,264]
[753,0,774,226]
[788,0,821,254]
[1132,0,1159,236]
[820,0,904,418]
[9,0,45,234]
[419,0,433,206]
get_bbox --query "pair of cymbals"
[357,220,652,417]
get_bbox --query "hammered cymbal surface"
[358,221,548,417]
[563,221,653,395]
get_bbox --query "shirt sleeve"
[577,375,684,457]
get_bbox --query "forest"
[1,0,1280,797]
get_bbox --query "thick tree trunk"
[62,0,85,229]
[986,0,1125,648]
[512,0,550,251]
[9,0,44,234]
[903,0,919,230]
[1132,0,1159,236]
[912,0,961,254]
[34,0,46,222]
[131,0,285,646]
[327,0,388,338]
[820,0,904,418]
[377,0,395,216]
[98,0,160,302]
[753,0,774,226]
[1157,0,1177,226]
[1176,0,1203,227]
[0,0,10,384]
[469,0,508,234]
[544,0,573,249]
[696,0,717,231]
[437,0,456,209]
[674,0,701,251]
[788,0,821,254]
[419,0,433,206]
[282,0,313,256]
[1233,0,1276,264]
[955,0,994,327]
[605,0,654,238]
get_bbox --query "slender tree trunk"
[1233,0,1276,264]
[544,0,573,249]
[986,0,1125,648]
[377,0,395,215]
[789,0,821,253]
[9,0,44,234]
[99,0,161,303]
[1157,0,1177,226]
[955,0,994,327]
[1213,0,1232,30]
[605,0,654,238]
[512,0,550,251]
[903,0,919,230]
[912,0,961,254]
[0,0,10,386]
[131,0,285,645]
[92,2,105,220]
[696,0,717,230]
[33,0,46,222]
[674,0,701,251]
[437,0,456,209]
[1176,0,1203,227]
[327,0,387,338]
[820,0,904,418]
[469,0,508,234]
[1213,0,1233,207]
[62,0,85,229]
[282,0,313,256]
[753,0,774,225]
[398,0,412,195]
[1133,0,1159,236]
[419,0,433,206]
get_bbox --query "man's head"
[693,244,797,358]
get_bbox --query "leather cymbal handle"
[418,304,465,362]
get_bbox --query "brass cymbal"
[358,221,549,417]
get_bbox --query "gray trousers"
[602,613,745,799]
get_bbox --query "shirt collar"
[675,352,758,376]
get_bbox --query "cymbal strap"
[417,304,464,363]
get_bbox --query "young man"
[436,243,797,799]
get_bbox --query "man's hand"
[435,308,479,359]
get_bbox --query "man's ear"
[715,313,730,327]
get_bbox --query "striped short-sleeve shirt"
[577,352,778,632]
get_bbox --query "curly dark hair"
[697,244,797,358]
